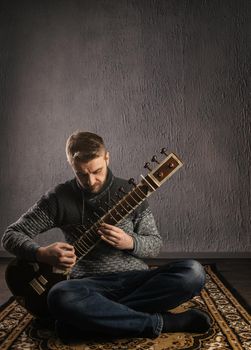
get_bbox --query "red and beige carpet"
[0,265,251,350]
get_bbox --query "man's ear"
[105,151,110,166]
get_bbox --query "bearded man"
[2,131,210,343]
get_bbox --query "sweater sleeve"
[1,192,58,261]
[129,207,162,258]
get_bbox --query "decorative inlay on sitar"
[5,150,183,318]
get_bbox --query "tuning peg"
[110,198,117,205]
[104,201,112,209]
[161,148,168,156]
[118,186,127,194]
[128,178,137,187]
[151,155,160,164]
[93,211,101,219]
[97,200,106,213]
[144,162,152,171]
[115,192,122,199]
[87,217,95,225]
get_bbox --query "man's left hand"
[98,223,134,250]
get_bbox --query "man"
[2,131,210,343]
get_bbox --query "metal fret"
[123,196,134,210]
[108,210,119,223]
[113,207,123,219]
[74,232,90,252]
[84,232,97,245]
[74,242,86,255]
[77,240,88,252]
[133,187,146,200]
[130,191,143,205]
[80,241,89,251]
[140,175,156,192]
[118,201,130,214]
[136,184,149,198]
[128,191,141,205]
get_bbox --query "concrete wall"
[0,0,250,256]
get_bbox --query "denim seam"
[153,313,163,336]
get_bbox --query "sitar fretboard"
[64,153,182,260]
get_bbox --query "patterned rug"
[0,265,251,350]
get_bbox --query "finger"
[57,248,76,256]
[98,228,114,234]
[100,223,120,232]
[98,229,119,239]
[100,235,118,246]
[57,242,75,251]
[58,262,74,269]
[59,252,76,259]
[59,256,76,265]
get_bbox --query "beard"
[88,184,101,193]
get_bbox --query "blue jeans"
[47,259,205,339]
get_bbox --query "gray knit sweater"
[2,169,162,278]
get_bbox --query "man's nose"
[88,175,96,186]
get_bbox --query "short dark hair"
[66,131,106,164]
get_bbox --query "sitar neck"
[71,152,183,259]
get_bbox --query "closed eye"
[76,168,102,177]
[77,173,88,178]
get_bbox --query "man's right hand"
[36,242,76,270]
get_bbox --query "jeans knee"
[47,281,69,315]
[182,259,206,295]
[47,280,89,317]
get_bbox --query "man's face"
[72,152,110,193]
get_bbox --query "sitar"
[5,151,183,318]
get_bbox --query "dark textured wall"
[0,0,250,256]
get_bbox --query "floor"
[1,258,251,309]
